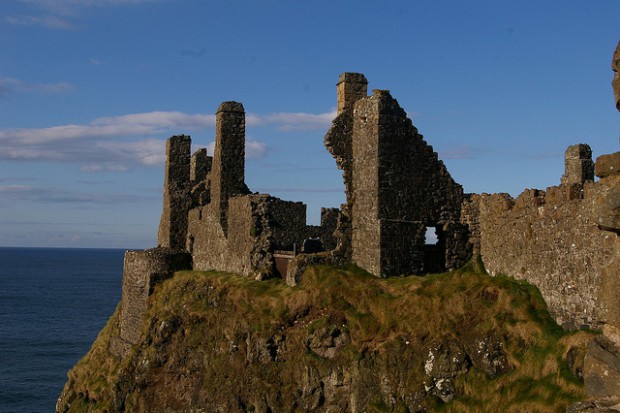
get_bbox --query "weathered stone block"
[562,144,594,186]
[584,334,620,404]
[158,135,191,250]
[115,248,192,357]
[337,72,368,114]
[596,152,620,179]
[595,175,620,232]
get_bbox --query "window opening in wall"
[425,226,438,245]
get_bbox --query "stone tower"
[211,101,248,234]
[561,144,594,186]
[350,89,467,277]
[157,135,191,250]
[337,72,368,114]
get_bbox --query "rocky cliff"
[57,262,591,413]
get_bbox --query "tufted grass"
[60,258,593,412]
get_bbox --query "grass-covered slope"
[57,262,593,412]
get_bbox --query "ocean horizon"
[0,247,125,413]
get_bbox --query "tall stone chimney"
[337,73,368,114]
[211,101,246,234]
[561,144,594,186]
[157,135,191,250]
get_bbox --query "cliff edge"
[57,263,590,413]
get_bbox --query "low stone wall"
[111,248,192,357]
[464,180,616,329]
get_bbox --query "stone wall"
[157,135,191,250]
[211,102,249,234]
[111,248,192,357]
[613,40,620,111]
[462,145,618,329]
[173,100,339,278]
[350,89,468,277]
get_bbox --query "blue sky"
[1,0,618,249]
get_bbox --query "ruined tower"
[157,135,191,250]
[190,147,211,183]
[337,72,368,115]
[349,89,467,277]
[211,101,248,234]
[561,144,594,186]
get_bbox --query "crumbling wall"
[211,101,250,235]
[157,135,191,250]
[613,40,620,111]
[324,73,368,259]
[350,89,468,277]
[463,145,618,329]
[111,248,192,357]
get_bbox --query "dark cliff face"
[57,264,589,413]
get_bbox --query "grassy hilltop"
[57,262,592,412]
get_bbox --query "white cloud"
[4,14,74,29]
[0,183,157,204]
[0,76,74,96]
[205,138,267,160]
[10,0,163,30]
[0,108,334,171]
[247,110,337,131]
[0,185,32,193]
[18,0,162,15]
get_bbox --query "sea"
[0,247,125,413]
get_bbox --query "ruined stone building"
[113,69,619,359]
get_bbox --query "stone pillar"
[337,72,368,115]
[351,89,426,277]
[561,144,594,186]
[190,148,211,184]
[157,135,191,250]
[112,248,192,357]
[613,40,620,112]
[211,101,247,234]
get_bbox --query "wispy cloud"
[252,110,337,131]
[0,108,333,171]
[181,47,207,58]
[0,76,73,97]
[18,0,162,15]
[439,145,476,160]
[9,0,162,30]
[254,187,343,193]
[4,14,74,29]
[0,184,157,204]
[205,138,267,161]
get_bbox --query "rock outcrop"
[56,265,589,412]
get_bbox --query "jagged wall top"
[613,40,620,111]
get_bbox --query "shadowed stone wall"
[461,145,618,329]
[212,102,249,234]
[111,248,192,357]
[324,73,368,260]
[350,89,468,277]
[613,40,620,111]
[157,135,191,250]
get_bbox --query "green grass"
[59,259,593,412]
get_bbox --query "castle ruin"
[112,64,619,362]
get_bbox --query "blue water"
[0,247,124,413]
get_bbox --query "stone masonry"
[461,148,616,329]
[157,135,191,250]
[115,64,619,364]
[613,40,620,111]
[111,248,192,357]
